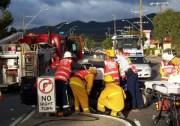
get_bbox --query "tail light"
[33,80,37,89]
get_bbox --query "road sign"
[37,77,56,112]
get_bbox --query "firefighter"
[54,51,86,116]
[89,49,120,85]
[162,53,180,74]
[104,50,120,85]
[116,48,143,111]
[51,52,60,70]
[97,75,126,118]
[69,67,97,113]
[159,59,177,81]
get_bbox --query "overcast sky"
[8,0,179,29]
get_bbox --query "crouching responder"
[159,58,177,81]
[162,53,180,74]
[54,51,86,117]
[97,75,126,118]
[69,67,97,113]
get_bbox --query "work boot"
[89,107,98,114]
[63,108,72,116]
[117,111,125,119]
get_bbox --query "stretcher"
[144,79,180,125]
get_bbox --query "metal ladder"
[24,52,35,76]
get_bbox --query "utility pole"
[140,0,143,52]
[108,27,111,36]
[113,15,117,35]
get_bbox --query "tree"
[0,0,14,39]
[102,35,113,49]
[81,34,96,51]
[152,9,180,52]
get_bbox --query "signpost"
[37,77,56,112]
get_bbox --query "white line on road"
[134,118,141,126]
[9,109,36,126]
[9,113,26,126]
[20,109,36,123]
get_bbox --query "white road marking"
[134,118,141,126]
[20,109,36,123]
[9,113,26,126]
[9,109,36,126]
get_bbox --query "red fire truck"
[0,32,83,88]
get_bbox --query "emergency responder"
[69,67,97,113]
[54,51,86,116]
[162,53,180,74]
[97,75,126,118]
[116,48,143,111]
[159,59,177,81]
[51,52,60,70]
[89,49,120,85]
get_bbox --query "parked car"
[128,55,152,79]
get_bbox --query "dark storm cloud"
[8,0,179,29]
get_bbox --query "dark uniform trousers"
[126,69,143,109]
[55,80,70,111]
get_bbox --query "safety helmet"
[63,51,73,58]
[105,50,115,57]
[162,53,174,62]
[89,67,97,74]
[104,75,115,83]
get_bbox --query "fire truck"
[0,32,83,88]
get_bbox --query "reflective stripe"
[83,108,89,111]
[98,103,104,109]
[107,101,119,111]
[63,105,70,108]
[108,92,122,98]
[70,81,85,88]
[75,107,80,110]
[54,76,67,80]
[104,71,118,75]
[56,71,70,77]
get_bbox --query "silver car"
[128,55,152,79]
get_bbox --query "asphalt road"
[0,55,174,126]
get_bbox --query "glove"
[82,59,89,63]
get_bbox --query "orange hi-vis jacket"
[72,69,95,94]
[159,61,176,81]
[54,59,72,82]
[74,69,92,79]
[51,57,60,69]
[104,59,120,84]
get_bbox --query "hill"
[25,13,156,37]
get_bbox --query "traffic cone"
[0,89,3,101]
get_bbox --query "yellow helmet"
[89,67,97,74]
[105,50,115,57]
[104,75,115,83]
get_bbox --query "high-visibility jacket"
[159,61,177,81]
[74,69,91,80]
[54,59,72,82]
[104,59,120,84]
[116,54,137,78]
[51,57,60,69]
[170,57,180,74]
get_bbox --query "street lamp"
[56,22,68,30]
[22,8,49,33]
[69,26,77,36]
[122,20,139,31]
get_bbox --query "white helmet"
[63,51,73,58]
[162,53,174,62]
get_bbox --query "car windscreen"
[128,57,148,64]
